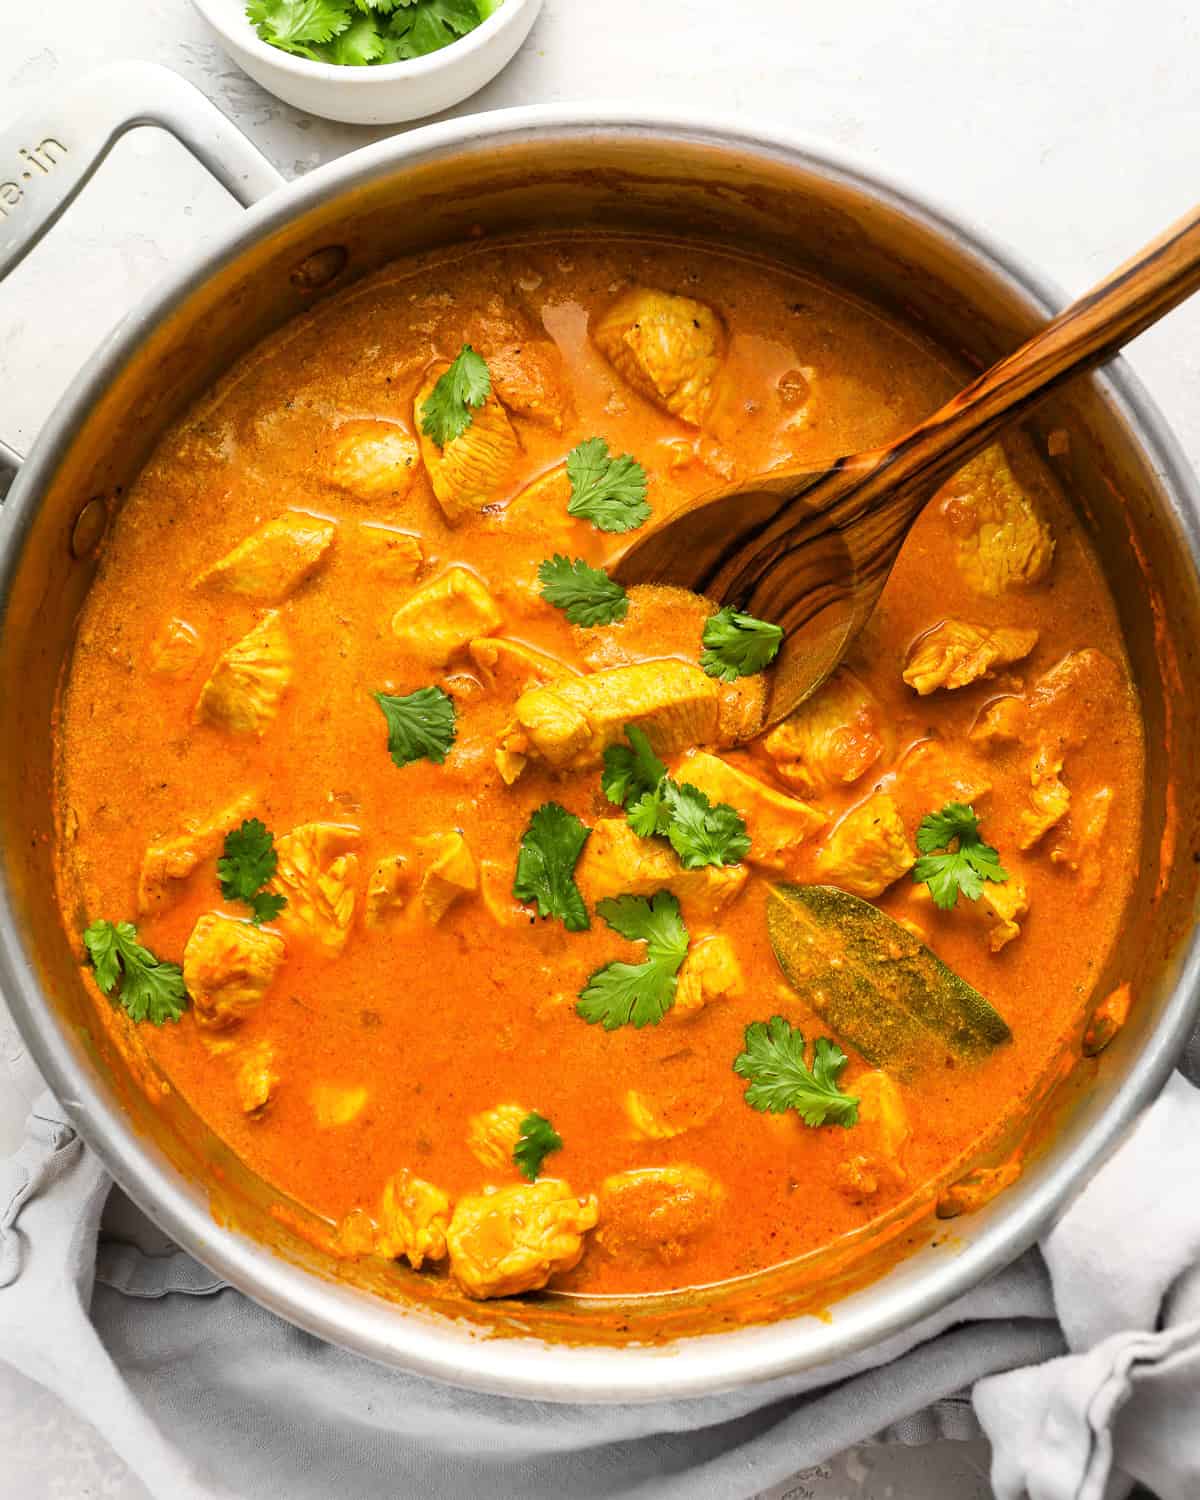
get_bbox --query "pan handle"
[0,61,285,494]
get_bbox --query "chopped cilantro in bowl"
[246,0,505,66]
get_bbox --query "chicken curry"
[53,235,1144,1304]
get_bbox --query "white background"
[2,0,1196,1494]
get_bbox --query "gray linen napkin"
[1,1056,1198,1500]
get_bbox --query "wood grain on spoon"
[611,201,1200,729]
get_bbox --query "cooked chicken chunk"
[1050,784,1113,895]
[391,567,503,669]
[467,1102,528,1172]
[192,513,336,602]
[575,818,748,923]
[148,615,203,678]
[595,1165,724,1262]
[446,1180,599,1299]
[195,611,293,736]
[969,695,1027,748]
[676,751,826,871]
[591,287,725,426]
[414,831,478,924]
[498,661,722,782]
[495,466,580,553]
[364,854,410,927]
[937,1158,1023,1219]
[671,934,745,1020]
[940,443,1055,596]
[183,912,284,1031]
[815,793,914,898]
[979,874,1030,952]
[478,858,536,928]
[137,792,256,916]
[1083,981,1133,1056]
[762,667,891,796]
[231,1039,278,1115]
[891,740,993,819]
[415,374,520,524]
[1018,746,1070,850]
[902,619,1039,696]
[269,823,360,955]
[359,523,424,584]
[330,420,420,501]
[625,1053,723,1138]
[837,1071,910,1202]
[717,675,769,743]
[375,1169,451,1269]
[469,637,579,696]
[464,301,572,431]
[312,1083,368,1128]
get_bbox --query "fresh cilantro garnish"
[374,686,457,768]
[82,920,188,1026]
[513,1111,563,1181]
[512,802,591,932]
[537,555,629,627]
[601,724,667,808]
[733,1016,860,1127]
[600,725,749,869]
[218,818,288,925]
[420,344,491,446]
[912,802,1009,910]
[577,892,689,1030]
[700,607,784,682]
[565,437,651,533]
[247,0,492,64]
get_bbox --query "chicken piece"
[495,466,580,551]
[330,420,421,501]
[978,874,1030,952]
[148,616,203,678]
[446,1180,599,1299]
[717,675,768,743]
[233,1041,278,1115]
[192,513,336,602]
[479,858,536,928]
[195,611,293,736]
[902,619,1039,696]
[183,912,285,1031]
[762,667,891,796]
[375,1169,451,1269]
[677,750,826,871]
[469,637,579,697]
[364,853,410,927]
[836,1071,910,1202]
[137,792,256,916]
[464,297,573,431]
[359,523,424,584]
[815,793,915,898]
[894,739,993,810]
[625,1084,721,1141]
[572,585,710,674]
[591,287,725,426]
[467,1102,528,1172]
[269,823,360,955]
[575,819,748,923]
[415,374,520,524]
[937,1156,1023,1219]
[595,1165,724,1262]
[414,831,478,924]
[312,1083,368,1128]
[390,567,503,669]
[1049,784,1113,895]
[969,696,1028,748]
[1018,746,1070,850]
[671,934,745,1020]
[1083,981,1133,1056]
[498,661,722,781]
[940,443,1055,596]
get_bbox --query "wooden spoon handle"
[721,200,1200,612]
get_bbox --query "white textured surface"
[1,0,1196,1494]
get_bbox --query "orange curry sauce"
[54,236,1144,1299]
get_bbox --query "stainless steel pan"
[2,63,1198,1402]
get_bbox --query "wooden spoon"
[611,204,1200,729]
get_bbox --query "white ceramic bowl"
[191,0,543,125]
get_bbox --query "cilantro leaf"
[420,345,492,446]
[512,802,591,932]
[600,723,666,808]
[82,920,189,1026]
[565,437,651,533]
[513,1111,563,1181]
[660,781,751,870]
[217,818,286,925]
[322,11,385,61]
[247,0,352,55]
[537,555,629,627]
[912,802,1009,910]
[577,892,689,1030]
[733,1016,860,1127]
[385,0,483,57]
[374,686,457,768]
[699,607,784,682]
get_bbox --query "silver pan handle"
[0,60,284,496]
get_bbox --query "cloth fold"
[0,1060,1197,1500]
